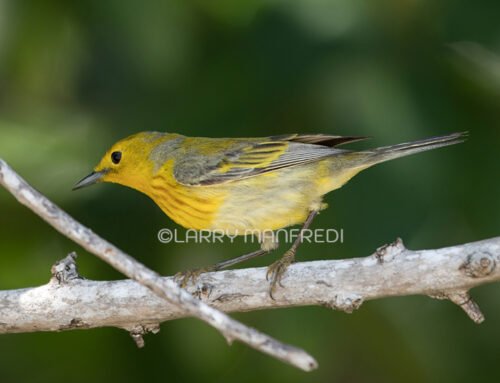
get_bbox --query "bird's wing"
[269,133,368,147]
[173,134,367,186]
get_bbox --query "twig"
[1,237,498,336]
[0,158,317,371]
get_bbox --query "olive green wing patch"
[173,136,354,186]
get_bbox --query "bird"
[74,131,467,297]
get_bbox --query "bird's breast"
[149,163,329,234]
[149,174,225,230]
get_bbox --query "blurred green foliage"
[0,0,499,382]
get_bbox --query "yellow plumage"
[74,131,466,294]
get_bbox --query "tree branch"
[0,159,317,371]
[1,158,498,369]
[1,237,498,339]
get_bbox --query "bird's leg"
[266,210,319,299]
[175,234,278,288]
[211,248,269,270]
[175,249,269,287]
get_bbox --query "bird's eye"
[111,151,122,164]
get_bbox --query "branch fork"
[1,158,499,370]
[0,158,317,371]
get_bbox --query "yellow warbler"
[74,131,466,296]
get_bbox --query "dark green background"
[0,1,499,382]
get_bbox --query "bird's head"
[73,131,183,192]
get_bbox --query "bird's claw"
[174,267,212,288]
[266,250,295,299]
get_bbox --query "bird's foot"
[174,266,215,288]
[266,249,295,299]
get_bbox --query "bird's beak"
[72,170,107,190]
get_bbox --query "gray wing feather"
[174,139,348,186]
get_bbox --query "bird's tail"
[320,132,467,194]
[356,131,468,167]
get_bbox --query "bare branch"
[0,237,498,338]
[0,158,317,371]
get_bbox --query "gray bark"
[0,158,316,371]
[1,236,498,336]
